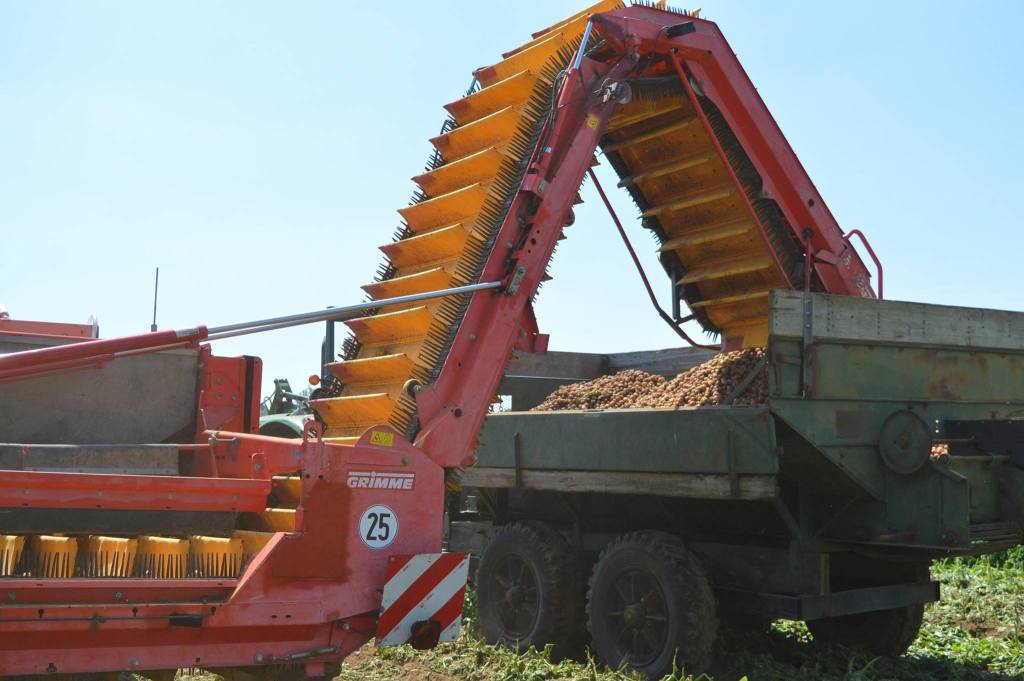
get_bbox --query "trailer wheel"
[476,521,582,656]
[807,603,924,657]
[586,532,717,677]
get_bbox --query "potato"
[532,348,768,411]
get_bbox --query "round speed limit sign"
[358,505,398,549]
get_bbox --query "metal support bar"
[0,281,503,384]
[573,21,594,70]
[844,229,883,299]
[716,581,940,622]
[322,317,336,379]
[150,266,160,332]
[208,281,503,338]
[801,294,814,398]
[802,228,814,292]
[670,262,681,321]
[513,432,522,489]
[587,168,717,350]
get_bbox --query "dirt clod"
[533,348,768,411]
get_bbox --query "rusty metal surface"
[0,444,179,475]
[768,292,1024,552]
[770,290,1024,352]
[478,406,778,475]
[717,581,940,621]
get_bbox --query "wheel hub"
[603,567,670,666]
[491,556,540,638]
[505,585,524,606]
[623,602,646,628]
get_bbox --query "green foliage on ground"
[338,551,1024,681]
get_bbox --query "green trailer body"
[465,290,1024,557]
[455,291,1024,644]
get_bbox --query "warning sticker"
[369,430,395,447]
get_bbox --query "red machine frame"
[0,4,877,677]
[0,421,445,676]
[0,328,446,676]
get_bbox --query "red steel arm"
[0,326,208,381]
[592,5,877,299]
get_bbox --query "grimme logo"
[347,471,415,491]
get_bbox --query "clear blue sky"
[3,1,1022,397]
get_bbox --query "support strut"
[587,167,717,351]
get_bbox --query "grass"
[338,636,685,681]
[337,548,1024,681]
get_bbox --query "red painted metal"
[0,578,234,605]
[0,470,269,512]
[0,314,443,675]
[0,329,93,343]
[844,229,883,299]
[413,54,635,468]
[0,425,445,676]
[196,349,263,436]
[592,6,877,299]
[0,318,96,339]
[413,6,878,470]
[512,303,546,353]
[667,50,792,289]
[0,326,208,381]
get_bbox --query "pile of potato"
[533,348,768,411]
[529,369,667,411]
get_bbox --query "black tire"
[476,521,582,657]
[807,562,929,657]
[586,531,717,678]
[258,422,302,438]
[807,603,924,657]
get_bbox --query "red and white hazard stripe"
[376,552,470,647]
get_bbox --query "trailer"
[452,290,1024,677]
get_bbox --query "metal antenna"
[150,267,160,332]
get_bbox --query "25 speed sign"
[359,505,398,549]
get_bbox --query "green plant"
[176,555,1024,681]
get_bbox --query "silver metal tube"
[207,317,350,341]
[573,20,594,70]
[206,280,502,337]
